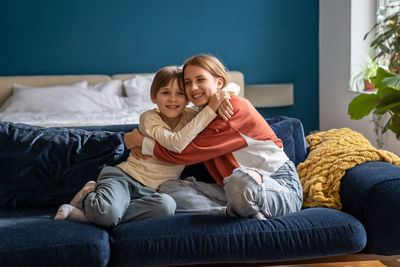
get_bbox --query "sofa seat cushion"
[108,207,366,266]
[0,208,110,267]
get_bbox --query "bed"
[0,71,244,127]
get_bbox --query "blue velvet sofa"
[1,116,399,267]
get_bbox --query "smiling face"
[151,78,187,127]
[183,65,223,108]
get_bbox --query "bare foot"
[70,181,96,207]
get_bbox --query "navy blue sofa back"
[0,116,306,209]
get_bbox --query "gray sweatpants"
[158,176,227,215]
[78,166,176,227]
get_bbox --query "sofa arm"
[340,161,400,255]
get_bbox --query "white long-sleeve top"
[118,105,216,189]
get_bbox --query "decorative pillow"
[123,74,156,109]
[266,116,307,166]
[0,121,130,208]
[0,81,130,113]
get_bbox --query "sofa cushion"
[341,161,400,255]
[0,208,110,267]
[266,116,307,166]
[109,207,366,266]
[0,121,129,208]
[0,116,305,209]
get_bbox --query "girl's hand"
[217,99,234,121]
[131,147,152,160]
[208,90,233,120]
[124,128,144,149]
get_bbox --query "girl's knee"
[224,169,260,197]
[244,169,262,184]
[156,194,176,217]
[224,169,264,218]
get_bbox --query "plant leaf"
[379,88,400,103]
[348,94,379,120]
[382,76,400,90]
[389,113,400,137]
[375,102,400,113]
[372,67,397,97]
[378,44,391,54]
[372,67,396,87]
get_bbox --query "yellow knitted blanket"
[296,128,400,210]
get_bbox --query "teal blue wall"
[0,0,319,134]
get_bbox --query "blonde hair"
[182,54,228,87]
[150,66,183,98]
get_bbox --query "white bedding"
[0,72,243,127]
[0,77,157,127]
[0,107,154,127]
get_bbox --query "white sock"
[70,181,96,207]
[252,211,267,220]
[54,204,88,222]
[54,204,73,220]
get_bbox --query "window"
[350,0,376,92]
[350,0,400,92]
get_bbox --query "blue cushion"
[341,161,400,255]
[0,208,110,266]
[266,116,307,166]
[0,121,129,208]
[109,208,366,266]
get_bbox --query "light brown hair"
[150,66,183,98]
[182,54,228,87]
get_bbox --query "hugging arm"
[142,96,273,166]
[124,85,238,153]
[140,106,217,153]
[144,122,248,165]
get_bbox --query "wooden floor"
[276,260,398,267]
[178,256,400,267]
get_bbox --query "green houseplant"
[348,67,400,140]
[348,1,400,140]
[364,2,400,73]
[350,55,380,92]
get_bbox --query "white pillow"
[1,82,130,113]
[123,74,155,108]
[13,81,88,93]
[88,80,123,96]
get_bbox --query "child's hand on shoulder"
[208,90,233,121]
[124,128,145,149]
